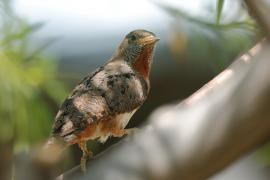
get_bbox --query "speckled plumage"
[48,29,159,171]
[52,60,149,143]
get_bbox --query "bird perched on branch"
[46,29,159,171]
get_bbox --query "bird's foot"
[80,156,87,172]
[80,150,93,172]
[78,141,93,172]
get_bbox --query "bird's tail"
[30,136,68,167]
[43,136,68,153]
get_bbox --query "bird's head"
[113,29,159,78]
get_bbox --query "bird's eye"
[130,35,137,41]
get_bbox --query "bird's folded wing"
[52,66,109,139]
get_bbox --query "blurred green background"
[1,0,267,179]
[0,0,68,152]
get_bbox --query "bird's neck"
[132,45,154,79]
[111,45,155,80]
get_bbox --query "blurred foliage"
[156,0,260,71]
[0,1,67,152]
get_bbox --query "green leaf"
[216,0,224,25]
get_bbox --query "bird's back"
[52,60,149,144]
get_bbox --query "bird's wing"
[51,62,149,143]
[52,66,108,139]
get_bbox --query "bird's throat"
[133,46,154,78]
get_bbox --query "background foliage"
[158,0,259,71]
[0,1,67,152]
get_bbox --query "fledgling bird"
[46,29,159,171]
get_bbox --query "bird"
[46,29,159,171]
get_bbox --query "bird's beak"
[141,36,160,45]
